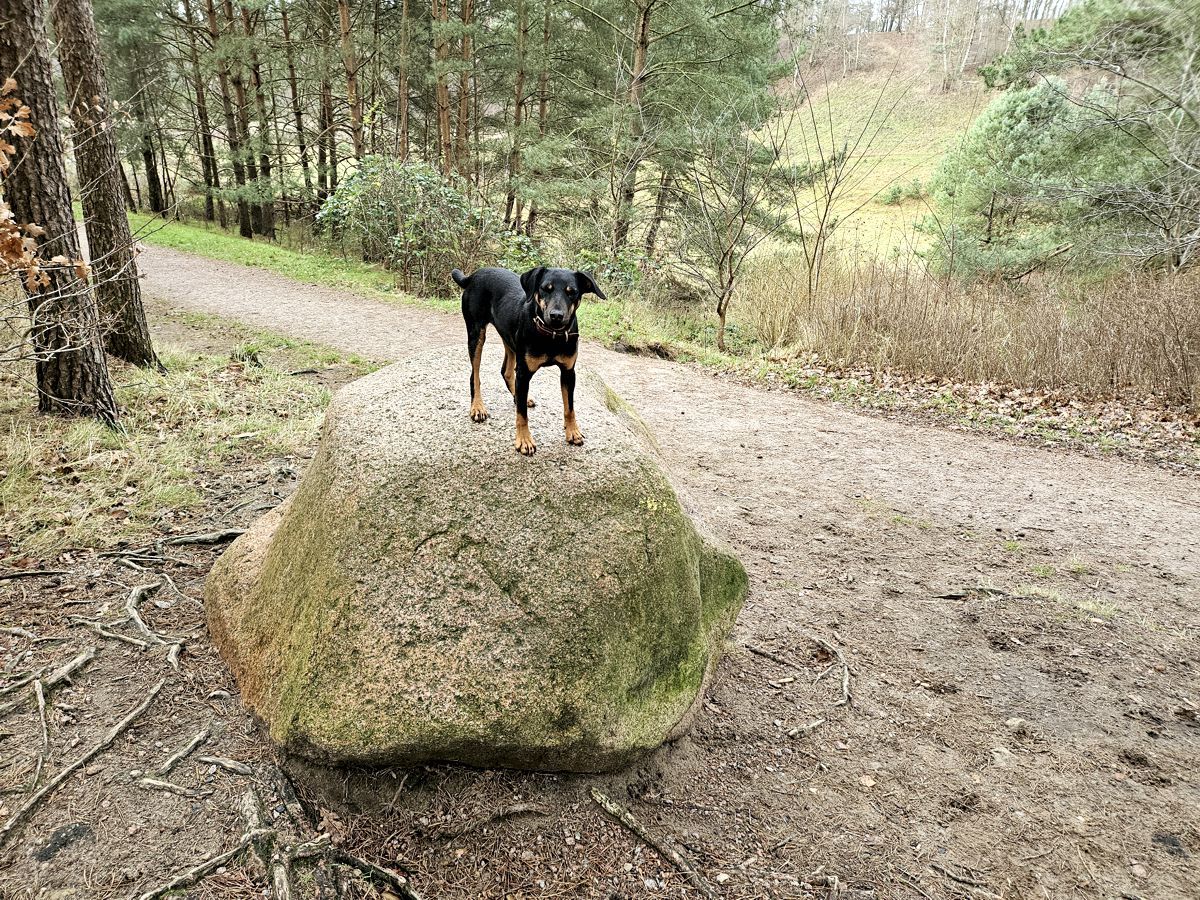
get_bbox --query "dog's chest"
[525,349,577,372]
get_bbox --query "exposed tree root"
[0,678,165,849]
[197,755,254,775]
[161,528,245,546]
[138,777,209,798]
[0,570,65,583]
[746,634,853,708]
[157,723,212,776]
[437,801,548,838]
[745,643,803,671]
[590,786,716,899]
[808,633,853,708]
[136,827,276,900]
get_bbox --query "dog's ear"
[520,266,546,298]
[574,271,606,300]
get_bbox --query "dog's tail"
[451,268,470,288]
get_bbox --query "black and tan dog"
[451,266,606,455]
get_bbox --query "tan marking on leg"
[469,333,488,422]
[562,385,584,446]
[554,352,578,368]
[514,412,537,455]
[503,345,533,407]
[524,353,548,372]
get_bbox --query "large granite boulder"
[204,347,746,772]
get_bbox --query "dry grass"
[0,327,368,557]
[736,250,1200,411]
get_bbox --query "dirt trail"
[10,242,1191,899]
[141,244,1197,574]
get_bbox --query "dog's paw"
[565,425,584,446]
[515,434,537,456]
[469,403,489,423]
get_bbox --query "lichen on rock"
[205,347,747,772]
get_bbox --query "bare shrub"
[737,249,1200,410]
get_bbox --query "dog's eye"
[566,286,575,295]
[543,285,553,293]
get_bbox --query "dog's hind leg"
[467,324,489,422]
[501,343,534,408]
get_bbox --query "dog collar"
[534,316,578,340]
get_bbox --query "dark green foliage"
[315,157,508,294]
[932,0,1200,277]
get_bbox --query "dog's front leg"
[560,364,583,446]
[514,363,537,456]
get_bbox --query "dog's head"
[520,266,606,329]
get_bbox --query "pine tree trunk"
[316,82,329,204]
[0,0,118,423]
[644,170,672,257]
[51,0,158,369]
[322,80,338,193]
[338,0,365,160]
[454,0,473,178]
[139,107,165,215]
[243,6,275,238]
[280,0,314,206]
[396,0,410,158]
[204,0,253,237]
[118,159,136,211]
[130,162,143,209]
[524,1,551,237]
[222,0,261,234]
[612,0,654,251]
[504,0,527,228]
[156,124,176,211]
[431,0,454,171]
[183,0,224,226]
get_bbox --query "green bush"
[316,157,503,295]
[878,179,925,206]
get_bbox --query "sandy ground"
[1,244,1197,899]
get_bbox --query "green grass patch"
[129,212,457,314]
[1,328,368,556]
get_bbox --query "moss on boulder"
[204,347,746,772]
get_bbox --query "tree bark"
[322,79,338,193]
[396,0,410,157]
[242,5,275,238]
[51,0,159,368]
[524,1,551,237]
[338,0,365,159]
[138,107,165,215]
[612,0,654,252]
[182,0,225,227]
[504,0,528,228]
[0,0,118,422]
[431,0,454,171]
[204,0,253,237]
[280,0,314,207]
[222,0,261,235]
[118,159,136,212]
[643,170,673,256]
[454,0,473,178]
[316,81,329,203]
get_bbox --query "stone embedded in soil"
[204,348,747,772]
